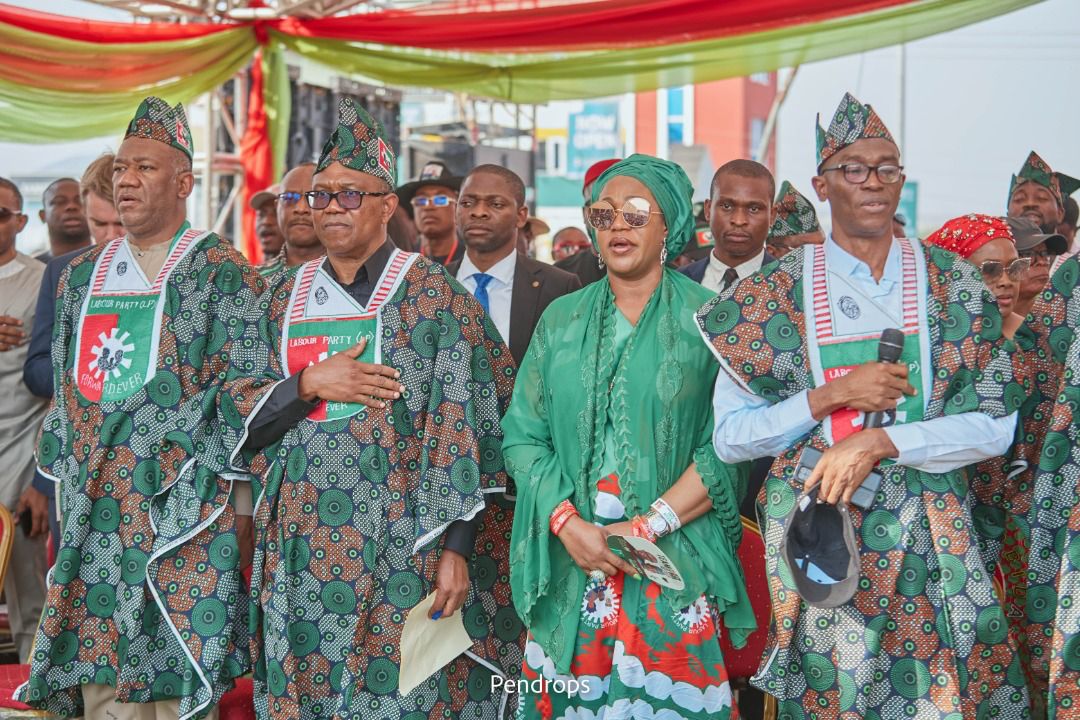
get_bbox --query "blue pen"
[431,610,442,620]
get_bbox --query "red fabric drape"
[275,0,914,51]
[239,50,271,265]
[0,0,917,52]
[0,4,236,42]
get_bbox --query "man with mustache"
[396,161,463,266]
[16,96,265,720]
[230,99,525,719]
[258,163,325,280]
[681,159,777,294]
[698,92,1028,717]
[35,177,90,262]
[449,164,580,364]
[251,183,285,265]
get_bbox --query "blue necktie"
[473,272,493,314]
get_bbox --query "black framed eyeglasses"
[821,163,904,185]
[978,257,1031,281]
[305,190,389,210]
[277,191,303,206]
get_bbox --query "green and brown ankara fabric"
[1018,256,1080,715]
[1008,151,1078,209]
[225,254,523,720]
[967,267,1076,716]
[815,91,896,170]
[316,97,396,187]
[125,95,194,161]
[694,243,1032,718]
[15,230,270,719]
[769,180,821,239]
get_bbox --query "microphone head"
[878,328,905,363]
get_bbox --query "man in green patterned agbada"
[228,98,524,719]
[697,91,1031,718]
[16,97,267,719]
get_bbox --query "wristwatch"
[645,510,669,539]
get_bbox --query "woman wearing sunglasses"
[928,212,1052,706]
[927,213,1028,339]
[503,154,754,719]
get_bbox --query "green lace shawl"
[503,268,755,673]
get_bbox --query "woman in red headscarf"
[928,213,1051,715]
[927,213,1027,338]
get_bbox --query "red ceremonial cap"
[584,159,622,192]
[927,213,1014,259]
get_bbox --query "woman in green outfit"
[503,154,755,720]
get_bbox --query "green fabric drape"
[0,26,256,142]
[262,42,291,184]
[504,269,755,674]
[0,0,1041,142]
[274,0,1039,104]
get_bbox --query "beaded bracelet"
[631,514,657,543]
[649,497,681,534]
[549,499,579,536]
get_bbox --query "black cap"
[780,485,860,608]
[395,161,463,209]
[1006,215,1068,255]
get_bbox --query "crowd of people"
[0,88,1078,720]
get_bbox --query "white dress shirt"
[711,235,1017,473]
[459,249,517,345]
[701,248,767,294]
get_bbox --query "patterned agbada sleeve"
[694,252,813,404]
[219,270,293,484]
[410,270,517,553]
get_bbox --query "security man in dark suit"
[448,164,581,365]
[681,159,777,294]
[682,158,778,521]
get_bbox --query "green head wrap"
[588,153,695,258]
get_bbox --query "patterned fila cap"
[769,181,821,238]
[815,92,897,171]
[125,96,194,161]
[316,97,396,187]
[1008,151,1079,208]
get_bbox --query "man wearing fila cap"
[698,92,1029,717]
[766,180,824,259]
[396,161,464,266]
[229,99,524,719]
[15,97,267,720]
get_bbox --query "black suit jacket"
[449,252,582,365]
[680,250,777,285]
[553,248,606,286]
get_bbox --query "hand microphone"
[864,328,905,430]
